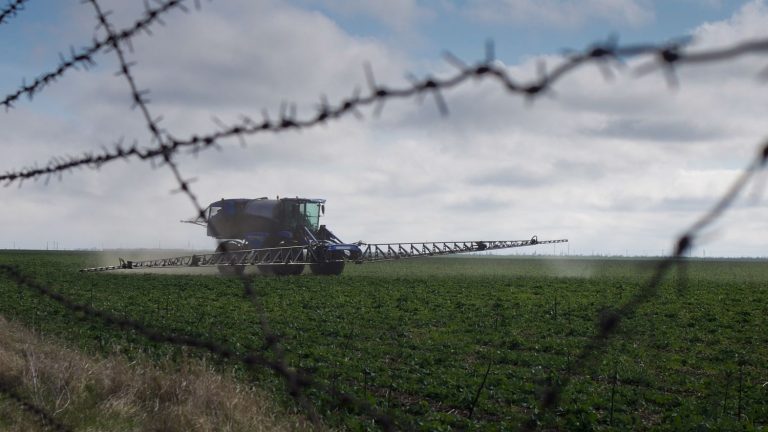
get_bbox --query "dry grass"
[0,315,319,432]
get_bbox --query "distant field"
[0,250,766,430]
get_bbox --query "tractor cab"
[189,197,327,248]
[277,198,324,233]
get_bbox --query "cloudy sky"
[1,0,767,257]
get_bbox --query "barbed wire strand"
[523,141,768,430]
[0,374,71,432]
[241,276,401,430]
[0,264,400,430]
[89,0,381,425]
[0,265,295,379]
[240,275,323,426]
[0,0,29,26]
[0,0,189,111]
[80,4,398,427]
[3,36,768,188]
[84,0,206,222]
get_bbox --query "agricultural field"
[0,250,767,431]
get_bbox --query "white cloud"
[307,0,431,32]
[692,0,768,45]
[464,0,654,28]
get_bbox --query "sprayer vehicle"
[81,197,568,275]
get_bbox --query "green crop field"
[0,250,766,431]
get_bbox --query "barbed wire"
[525,140,768,429]
[240,275,323,426]
[74,3,397,427]
[68,6,352,425]
[2,0,768,430]
[0,0,191,111]
[0,264,400,430]
[3,35,768,187]
[0,0,29,26]
[83,0,207,221]
[0,265,294,380]
[0,374,71,432]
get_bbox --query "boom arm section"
[359,237,568,261]
[79,237,568,272]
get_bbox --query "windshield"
[283,201,321,231]
[302,202,321,231]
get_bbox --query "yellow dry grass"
[0,315,319,432]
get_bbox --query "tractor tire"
[309,260,345,276]
[267,263,305,276]
[258,239,305,276]
[309,248,346,276]
[216,240,245,277]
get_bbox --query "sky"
[1,0,767,257]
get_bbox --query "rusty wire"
[1,0,768,430]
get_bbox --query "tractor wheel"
[258,239,305,276]
[309,252,346,276]
[267,263,305,276]
[216,240,245,277]
[309,259,345,276]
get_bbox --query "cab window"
[302,203,320,231]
